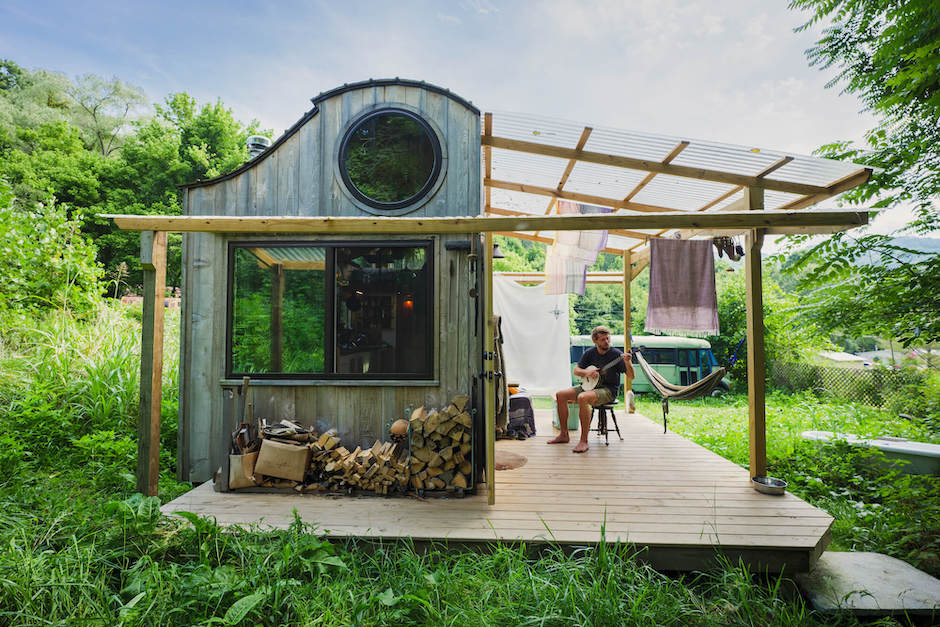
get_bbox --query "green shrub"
[0,178,103,319]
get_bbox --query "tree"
[0,59,26,91]
[156,93,262,181]
[783,0,940,346]
[65,74,147,156]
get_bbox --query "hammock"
[635,351,727,433]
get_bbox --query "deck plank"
[162,410,832,572]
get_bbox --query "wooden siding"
[184,84,480,219]
[179,231,481,482]
[178,84,481,482]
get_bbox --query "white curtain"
[493,275,571,395]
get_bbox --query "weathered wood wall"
[177,82,481,483]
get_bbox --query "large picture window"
[228,242,433,379]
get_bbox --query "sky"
[0,0,921,235]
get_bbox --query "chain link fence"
[770,360,928,414]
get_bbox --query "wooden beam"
[482,135,833,196]
[623,140,689,203]
[493,231,625,256]
[137,230,167,497]
[697,185,744,212]
[533,127,591,237]
[271,264,284,372]
[775,167,872,212]
[486,206,654,240]
[484,232,496,506]
[102,209,869,235]
[755,156,793,178]
[744,187,767,480]
[557,126,593,191]
[484,113,493,211]
[623,251,633,406]
[486,178,669,213]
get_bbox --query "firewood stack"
[408,394,473,492]
[303,432,409,495]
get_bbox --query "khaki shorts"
[573,385,615,405]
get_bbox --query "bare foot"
[572,441,589,453]
[547,434,569,444]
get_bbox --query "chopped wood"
[451,395,469,412]
[452,472,468,489]
[454,412,472,427]
[428,453,443,468]
[424,410,440,434]
[410,406,427,423]
[459,460,472,475]
[439,446,453,461]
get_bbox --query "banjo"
[579,347,642,391]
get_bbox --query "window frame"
[225,239,435,381]
[338,108,444,212]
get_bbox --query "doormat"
[494,450,527,471]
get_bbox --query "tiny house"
[175,80,484,485]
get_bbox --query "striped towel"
[544,201,610,295]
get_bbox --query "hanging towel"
[645,238,719,337]
[544,201,610,295]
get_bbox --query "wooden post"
[137,230,167,496]
[744,187,767,479]
[484,232,496,505]
[271,263,284,371]
[622,251,633,411]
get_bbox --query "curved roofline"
[182,78,478,191]
[311,78,479,115]
[180,105,319,190]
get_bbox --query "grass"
[0,303,936,624]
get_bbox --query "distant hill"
[889,236,940,255]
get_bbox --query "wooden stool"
[590,402,622,446]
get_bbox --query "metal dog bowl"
[751,475,787,495]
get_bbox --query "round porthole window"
[339,109,442,211]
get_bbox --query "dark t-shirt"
[578,347,627,396]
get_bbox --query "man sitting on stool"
[549,325,635,453]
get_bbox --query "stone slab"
[796,552,940,616]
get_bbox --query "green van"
[569,334,731,394]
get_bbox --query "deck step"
[796,552,940,616]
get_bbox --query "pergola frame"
[109,205,868,501]
[107,111,872,503]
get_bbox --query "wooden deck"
[162,410,832,573]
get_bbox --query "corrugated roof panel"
[490,148,569,188]
[632,175,739,212]
[257,246,326,263]
[563,162,649,200]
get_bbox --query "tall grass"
[0,304,931,624]
[0,498,842,626]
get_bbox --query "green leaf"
[376,587,399,606]
[223,592,265,625]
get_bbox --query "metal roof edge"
[311,78,480,115]
[180,105,320,190]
